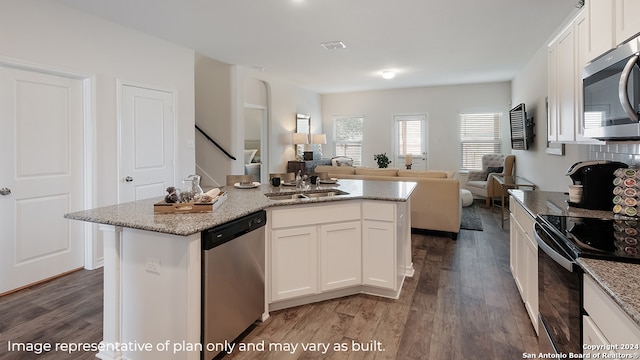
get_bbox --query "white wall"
[194,54,234,186]
[244,69,322,174]
[195,59,323,185]
[321,82,512,171]
[0,0,196,206]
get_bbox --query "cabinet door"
[616,0,640,45]
[509,212,518,276]
[362,220,396,290]
[589,0,615,60]
[575,10,594,143]
[320,221,362,291]
[524,232,539,334]
[557,24,576,142]
[583,315,612,357]
[513,218,526,298]
[271,226,318,301]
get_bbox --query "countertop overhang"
[64,179,417,236]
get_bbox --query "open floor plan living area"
[3,0,640,359]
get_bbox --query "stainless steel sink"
[304,190,348,198]
[265,189,349,201]
[265,193,309,201]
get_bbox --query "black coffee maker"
[566,160,628,210]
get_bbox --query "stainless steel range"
[534,214,640,355]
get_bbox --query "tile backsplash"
[589,144,640,167]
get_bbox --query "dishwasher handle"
[202,210,266,250]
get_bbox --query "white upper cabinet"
[548,22,577,142]
[615,0,640,45]
[586,0,615,63]
[583,0,640,64]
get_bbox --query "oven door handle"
[619,54,640,123]
[534,224,575,272]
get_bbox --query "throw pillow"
[331,156,353,167]
[486,166,504,180]
[244,149,258,164]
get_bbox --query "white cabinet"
[271,226,318,301]
[586,0,615,62]
[548,22,576,142]
[362,201,399,290]
[362,219,396,289]
[575,10,595,143]
[583,275,640,355]
[320,221,361,291]
[616,0,640,45]
[268,200,407,308]
[509,197,538,334]
[547,7,603,144]
[582,0,640,64]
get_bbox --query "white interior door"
[0,66,85,294]
[120,84,175,203]
[394,114,428,170]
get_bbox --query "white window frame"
[333,115,363,166]
[459,112,502,171]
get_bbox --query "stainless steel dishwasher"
[201,210,266,360]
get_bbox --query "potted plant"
[374,153,391,168]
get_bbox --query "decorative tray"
[154,192,227,214]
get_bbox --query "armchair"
[465,154,515,206]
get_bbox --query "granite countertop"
[64,179,416,236]
[509,189,640,328]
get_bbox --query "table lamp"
[292,133,309,161]
[311,133,327,160]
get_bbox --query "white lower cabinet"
[509,196,538,334]
[583,275,640,355]
[268,200,407,308]
[320,221,362,291]
[362,219,395,290]
[271,226,318,301]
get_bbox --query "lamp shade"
[291,132,309,145]
[311,133,327,144]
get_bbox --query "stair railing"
[195,124,236,161]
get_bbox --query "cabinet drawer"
[362,201,395,222]
[511,198,535,237]
[270,202,361,229]
[583,275,640,347]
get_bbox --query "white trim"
[0,56,99,270]
[244,103,269,182]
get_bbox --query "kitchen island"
[65,179,416,360]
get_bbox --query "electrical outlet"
[145,258,161,274]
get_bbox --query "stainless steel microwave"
[583,35,640,140]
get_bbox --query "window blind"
[459,113,501,170]
[333,116,363,166]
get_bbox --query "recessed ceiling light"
[320,41,347,50]
[382,71,396,79]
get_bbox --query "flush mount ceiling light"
[382,71,396,79]
[320,41,347,50]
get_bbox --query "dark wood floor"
[0,202,538,360]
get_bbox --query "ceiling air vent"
[321,41,346,50]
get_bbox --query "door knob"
[125,176,134,182]
[0,187,11,196]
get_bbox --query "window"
[333,116,363,166]
[459,112,502,170]
[395,114,426,157]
